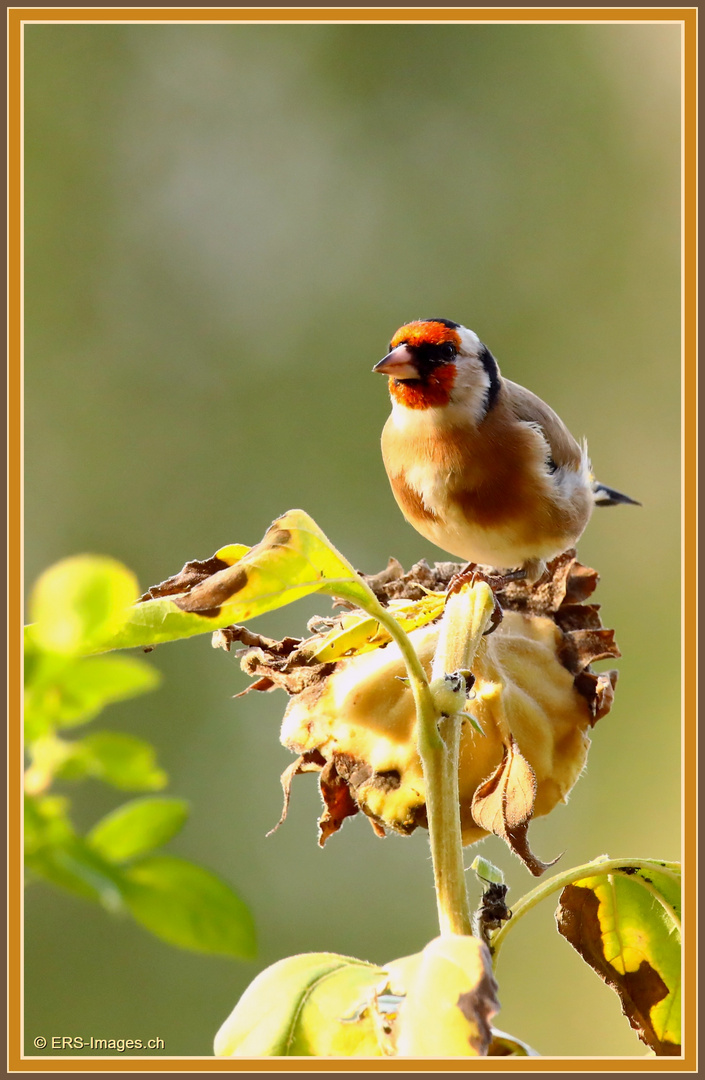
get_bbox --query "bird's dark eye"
[439,342,457,360]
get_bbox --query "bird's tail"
[591,479,641,507]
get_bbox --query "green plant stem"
[370,583,495,937]
[490,856,682,964]
[420,709,473,936]
[427,583,495,936]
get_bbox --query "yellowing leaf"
[214,953,385,1057]
[105,510,379,652]
[306,594,445,663]
[393,935,499,1056]
[306,613,390,662]
[214,544,250,564]
[556,863,681,1055]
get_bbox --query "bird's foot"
[447,563,526,593]
[447,564,526,635]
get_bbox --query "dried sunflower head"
[229,550,619,873]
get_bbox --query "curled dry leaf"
[471,738,560,876]
[236,551,620,871]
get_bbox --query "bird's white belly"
[404,463,564,569]
[420,510,537,568]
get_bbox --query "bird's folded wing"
[503,379,584,473]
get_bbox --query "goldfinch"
[374,318,638,583]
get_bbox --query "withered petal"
[563,562,601,604]
[267,750,326,837]
[560,628,621,676]
[233,676,275,697]
[240,647,334,696]
[554,603,603,633]
[574,669,619,724]
[471,739,559,875]
[318,759,360,846]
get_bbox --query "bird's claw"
[484,597,504,635]
[447,562,526,595]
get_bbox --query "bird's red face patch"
[390,364,456,409]
[388,320,460,409]
[390,321,462,352]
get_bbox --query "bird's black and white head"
[373,318,501,420]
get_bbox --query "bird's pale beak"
[373,344,419,379]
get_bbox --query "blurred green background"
[24,21,681,1058]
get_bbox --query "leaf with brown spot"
[102,510,381,652]
[471,739,559,876]
[137,553,239,602]
[556,865,681,1055]
[392,935,500,1056]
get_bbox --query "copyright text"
[33,1036,165,1052]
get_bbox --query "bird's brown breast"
[382,397,589,552]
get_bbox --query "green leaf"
[104,510,380,652]
[27,731,167,793]
[214,953,385,1057]
[73,731,168,791]
[23,632,75,741]
[24,794,74,856]
[391,935,500,1056]
[556,862,681,1055]
[87,798,189,862]
[29,554,140,655]
[23,625,65,690]
[26,655,161,732]
[25,835,125,912]
[120,855,256,959]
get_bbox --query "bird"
[373,318,638,584]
